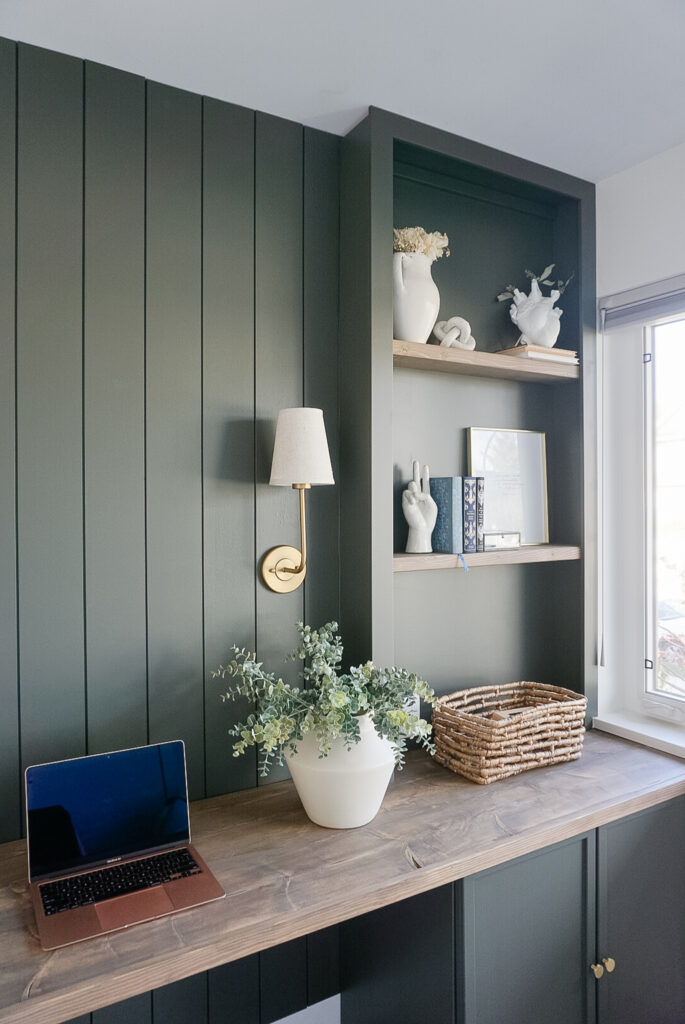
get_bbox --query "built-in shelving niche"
[390,136,586,695]
[339,108,595,708]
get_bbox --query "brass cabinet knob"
[590,963,605,979]
[602,957,616,973]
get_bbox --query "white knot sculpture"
[432,316,476,351]
[509,278,562,348]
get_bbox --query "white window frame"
[593,276,685,757]
[642,319,685,720]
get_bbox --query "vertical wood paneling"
[208,957,259,1024]
[145,82,205,799]
[306,926,340,1007]
[93,993,151,1024]
[83,61,147,756]
[152,975,207,1024]
[254,112,304,783]
[340,886,454,1024]
[303,128,340,630]
[16,43,85,774]
[260,938,308,1024]
[338,118,374,668]
[0,38,20,843]
[202,98,257,797]
[2,33,342,1023]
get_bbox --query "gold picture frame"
[467,427,549,545]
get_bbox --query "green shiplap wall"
[0,38,340,1024]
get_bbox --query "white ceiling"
[2,0,684,182]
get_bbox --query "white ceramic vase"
[287,714,396,829]
[393,252,440,344]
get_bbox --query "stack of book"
[499,343,579,365]
[429,476,484,554]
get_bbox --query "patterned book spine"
[429,477,463,553]
[476,477,485,552]
[462,476,478,554]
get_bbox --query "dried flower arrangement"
[394,226,450,262]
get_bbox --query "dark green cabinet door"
[598,795,685,1024]
[460,832,596,1024]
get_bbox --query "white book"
[505,349,579,364]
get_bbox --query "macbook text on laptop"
[26,741,225,949]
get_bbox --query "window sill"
[593,710,685,759]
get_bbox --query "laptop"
[25,740,225,950]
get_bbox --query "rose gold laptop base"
[31,844,225,950]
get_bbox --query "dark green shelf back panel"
[394,168,563,356]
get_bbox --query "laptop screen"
[26,741,190,881]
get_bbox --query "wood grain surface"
[1,732,684,1024]
[393,339,579,382]
[393,545,581,572]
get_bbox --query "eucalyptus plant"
[497,263,574,303]
[213,621,436,776]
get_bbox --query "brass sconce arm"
[285,483,310,574]
[261,484,311,593]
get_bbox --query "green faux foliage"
[213,621,436,777]
[496,264,574,303]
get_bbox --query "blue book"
[429,477,463,554]
[463,476,478,553]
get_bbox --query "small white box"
[483,532,520,551]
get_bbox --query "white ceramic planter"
[287,714,396,829]
[393,252,440,344]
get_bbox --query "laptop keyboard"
[39,848,201,916]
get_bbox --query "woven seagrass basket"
[432,681,587,784]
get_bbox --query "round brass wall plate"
[261,545,306,593]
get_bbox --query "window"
[595,276,685,754]
[645,319,685,706]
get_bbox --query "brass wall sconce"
[261,407,334,594]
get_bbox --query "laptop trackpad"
[96,886,174,932]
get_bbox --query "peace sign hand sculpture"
[402,460,438,553]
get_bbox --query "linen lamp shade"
[269,408,334,486]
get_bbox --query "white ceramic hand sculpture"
[402,461,438,553]
[433,316,476,351]
[509,277,563,348]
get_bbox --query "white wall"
[597,140,685,297]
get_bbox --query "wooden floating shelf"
[394,545,581,572]
[393,339,579,383]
